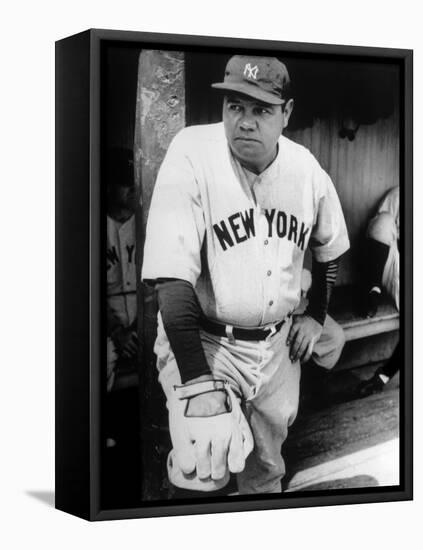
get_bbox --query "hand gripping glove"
[166,379,254,492]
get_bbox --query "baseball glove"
[166,379,254,491]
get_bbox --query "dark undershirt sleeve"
[155,278,211,383]
[305,257,340,326]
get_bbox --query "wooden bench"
[329,285,399,342]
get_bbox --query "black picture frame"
[55,28,413,521]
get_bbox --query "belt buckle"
[225,324,236,344]
[265,323,277,341]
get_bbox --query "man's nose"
[239,114,257,131]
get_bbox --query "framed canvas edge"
[401,46,413,502]
[55,29,93,521]
[89,30,102,521]
[86,27,413,59]
[79,29,413,521]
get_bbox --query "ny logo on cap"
[244,63,259,80]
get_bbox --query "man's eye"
[228,104,242,112]
[258,108,270,115]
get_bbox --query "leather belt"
[200,317,285,341]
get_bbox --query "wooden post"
[134,50,185,500]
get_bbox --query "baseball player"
[142,56,350,494]
[363,186,399,316]
[106,147,138,391]
[358,186,399,396]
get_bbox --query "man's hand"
[184,374,228,417]
[112,326,138,358]
[286,314,323,363]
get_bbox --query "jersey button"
[264,239,269,245]
[269,300,274,306]
[267,270,272,276]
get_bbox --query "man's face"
[223,94,293,173]
[108,183,137,214]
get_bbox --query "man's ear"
[282,99,294,129]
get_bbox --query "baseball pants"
[156,316,300,494]
[367,211,399,310]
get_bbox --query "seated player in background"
[106,147,138,391]
[363,186,399,317]
[358,186,400,397]
[104,146,141,507]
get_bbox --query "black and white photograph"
[3,0,422,543]
[95,35,411,513]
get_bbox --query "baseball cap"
[211,55,290,105]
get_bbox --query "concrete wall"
[133,50,186,500]
[134,50,185,228]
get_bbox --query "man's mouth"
[235,137,260,143]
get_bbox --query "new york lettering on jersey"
[107,215,137,327]
[212,208,310,252]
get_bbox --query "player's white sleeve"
[309,166,350,262]
[142,131,206,286]
[377,186,399,235]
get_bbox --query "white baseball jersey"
[142,122,349,328]
[377,186,399,309]
[107,214,137,327]
[378,186,399,238]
